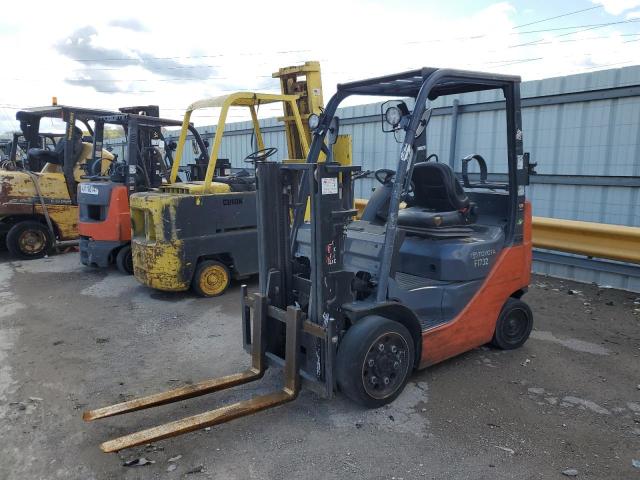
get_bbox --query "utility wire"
[58,20,638,66]
[509,18,640,48]
[512,5,603,29]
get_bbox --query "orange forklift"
[77,108,209,273]
[85,68,536,452]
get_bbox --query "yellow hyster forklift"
[85,67,534,452]
[130,62,327,296]
[0,105,119,258]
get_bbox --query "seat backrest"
[411,162,469,211]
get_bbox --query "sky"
[0,0,639,132]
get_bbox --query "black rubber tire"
[191,260,231,297]
[337,315,415,409]
[490,297,533,350]
[115,244,134,275]
[6,221,52,259]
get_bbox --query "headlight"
[308,114,320,130]
[384,106,402,127]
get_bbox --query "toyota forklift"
[77,108,210,274]
[85,68,535,452]
[129,61,332,297]
[0,105,119,259]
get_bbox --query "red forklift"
[84,68,535,452]
[77,108,210,273]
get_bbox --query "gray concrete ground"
[0,251,639,480]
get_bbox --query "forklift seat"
[27,130,84,168]
[398,162,476,230]
[27,148,61,165]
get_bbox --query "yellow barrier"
[353,198,640,264]
[532,217,640,264]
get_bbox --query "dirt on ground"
[0,251,639,479]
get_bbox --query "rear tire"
[6,221,52,259]
[337,315,415,409]
[191,260,230,297]
[490,298,533,350]
[115,244,133,275]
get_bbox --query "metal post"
[448,99,459,170]
[126,118,138,194]
[92,119,104,175]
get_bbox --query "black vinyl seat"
[398,162,477,230]
[214,170,256,192]
[26,147,61,165]
[26,129,84,168]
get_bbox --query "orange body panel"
[419,202,532,368]
[78,185,131,242]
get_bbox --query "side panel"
[419,202,532,368]
[131,191,258,292]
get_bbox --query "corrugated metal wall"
[107,66,640,291]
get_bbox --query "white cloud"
[626,9,640,17]
[592,0,640,15]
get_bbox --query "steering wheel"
[244,147,278,164]
[374,168,396,185]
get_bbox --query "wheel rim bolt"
[383,377,390,385]
[393,362,399,369]
[370,376,378,384]
[368,359,375,367]
[378,343,384,352]
[391,345,397,353]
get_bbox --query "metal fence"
[106,66,640,291]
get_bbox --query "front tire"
[115,244,133,275]
[337,315,415,409]
[6,221,52,259]
[191,260,230,297]
[490,298,533,350]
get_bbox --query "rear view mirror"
[328,116,340,145]
[191,139,200,155]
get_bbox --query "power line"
[56,19,639,70]
[509,18,640,48]
[512,5,603,29]
[508,32,640,47]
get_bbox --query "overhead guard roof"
[337,68,521,99]
[16,105,120,121]
[186,92,300,112]
[98,113,183,128]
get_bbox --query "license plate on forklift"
[80,184,99,195]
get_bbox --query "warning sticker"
[321,177,338,195]
[79,183,99,195]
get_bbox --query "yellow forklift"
[0,105,118,258]
[130,62,329,296]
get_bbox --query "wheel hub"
[504,309,527,342]
[362,333,409,399]
[200,265,228,296]
[19,230,46,254]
